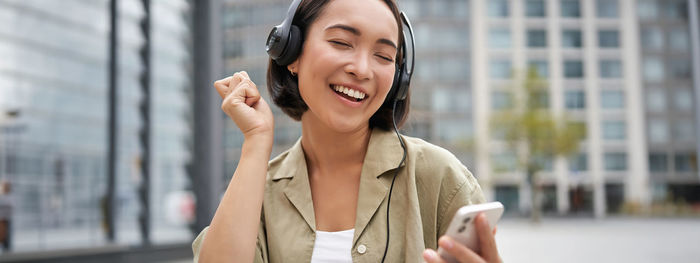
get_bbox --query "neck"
[300,114,371,176]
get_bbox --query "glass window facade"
[528,60,549,78]
[673,121,695,142]
[489,0,509,17]
[489,28,512,48]
[492,91,513,110]
[648,119,668,143]
[603,121,626,140]
[605,152,627,171]
[600,60,622,78]
[599,30,620,48]
[643,57,664,81]
[0,0,194,253]
[527,30,547,47]
[601,90,624,109]
[669,28,690,51]
[641,27,664,50]
[490,60,512,79]
[637,0,659,18]
[645,89,666,112]
[674,153,697,172]
[562,30,583,48]
[648,153,668,172]
[561,0,581,18]
[526,0,546,17]
[564,60,584,78]
[565,90,585,109]
[674,89,693,111]
[597,0,619,18]
[568,153,588,172]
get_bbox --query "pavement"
[495,217,700,263]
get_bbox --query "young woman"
[193,0,501,262]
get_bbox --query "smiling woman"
[193,0,498,262]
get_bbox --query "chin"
[324,116,370,133]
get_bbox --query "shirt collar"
[271,128,406,181]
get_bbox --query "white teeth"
[332,85,366,100]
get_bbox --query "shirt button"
[357,244,367,254]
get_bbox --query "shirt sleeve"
[436,164,486,238]
[191,213,268,263]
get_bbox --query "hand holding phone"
[436,202,504,263]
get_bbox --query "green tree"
[490,68,584,222]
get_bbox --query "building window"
[526,0,546,17]
[562,30,582,48]
[670,59,691,79]
[645,89,666,112]
[601,90,624,109]
[649,153,668,172]
[528,60,549,78]
[674,153,697,172]
[490,60,512,78]
[564,60,584,78]
[599,30,619,48]
[565,90,585,109]
[489,0,509,17]
[600,60,622,78]
[569,153,588,172]
[637,0,659,19]
[643,57,664,82]
[662,0,688,19]
[492,152,518,172]
[669,28,690,51]
[489,28,511,48]
[674,121,695,142]
[597,0,619,18]
[603,121,625,140]
[605,152,627,171]
[492,91,513,110]
[647,119,668,143]
[641,27,664,50]
[674,88,693,111]
[527,30,547,47]
[561,0,581,18]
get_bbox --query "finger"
[475,213,499,262]
[438,236,484,263]
[422,249,447,263]
[229,72,245,90]
[229,79,261,107]
[493,226,497,236]
[239,70,250,80]
[213,77,232,98]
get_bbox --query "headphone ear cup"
[275,25,303,66]
[385,62,402,104]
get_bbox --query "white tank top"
[310,228,355,263]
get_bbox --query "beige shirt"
[192,128,485,262]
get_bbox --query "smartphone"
[437,201,504,262]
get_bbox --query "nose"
[344,52,372,80]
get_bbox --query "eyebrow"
[325,24,398,49]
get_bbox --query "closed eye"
[329,40,351,48]
[376,54,393,62]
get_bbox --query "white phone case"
[436,202,504,263]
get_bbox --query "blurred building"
[218,0,700,219]
[466,0,700,217]
[0,0,194,259]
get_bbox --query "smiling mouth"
[330,84,367,102]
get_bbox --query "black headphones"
[266,0,415,104]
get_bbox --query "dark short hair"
[266,0,410,130]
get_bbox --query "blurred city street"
[497,217,700,263]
